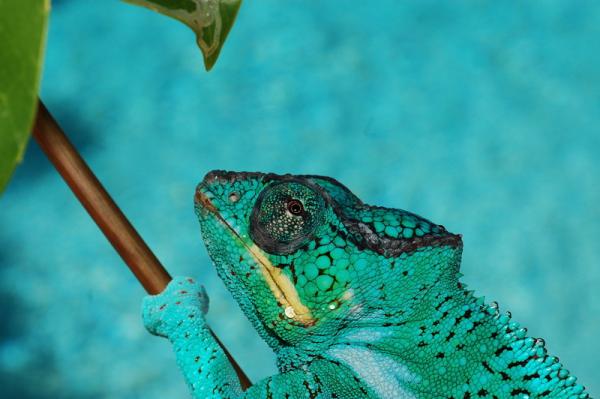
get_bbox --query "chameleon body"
[143,171,589,398]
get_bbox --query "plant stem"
[32,99,251,390]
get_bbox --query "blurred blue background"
[1,0,599,397]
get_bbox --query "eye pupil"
[287,199,304,215]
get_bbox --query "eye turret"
[250,181,325,255]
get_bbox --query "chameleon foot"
[142,276,209,338]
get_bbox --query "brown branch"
[32,99,251,390]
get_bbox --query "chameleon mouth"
[195,188,219,214]
[195,188,315,327]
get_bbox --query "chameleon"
[142,170,590,398]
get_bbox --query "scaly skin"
[142,171,589,398]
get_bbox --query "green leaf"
[0,0,49,194]
[124,0,242,70]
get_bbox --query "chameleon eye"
[250,181,325,255]
[287,199,304,215]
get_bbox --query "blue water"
[1,0,599,397]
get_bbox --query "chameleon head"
[195,170,463,347]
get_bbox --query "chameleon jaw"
[195,188,315,327]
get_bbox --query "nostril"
[228,192,240,203]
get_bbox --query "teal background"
[1,0,599,397]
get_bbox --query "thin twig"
[32,99,251,390]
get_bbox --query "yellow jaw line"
[245,243,315,326]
